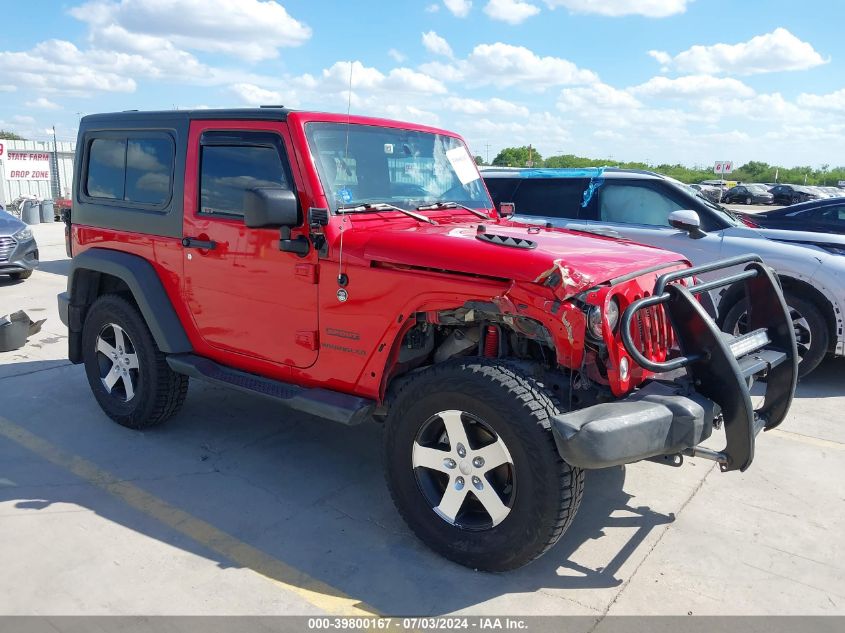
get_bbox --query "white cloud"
[388,48,407,63]
[296,61,447,96]
[25,97,62,109]
[543,0,688,17]
[444,96,530,117]
[420,42,598,90]
[797,88,845,112]
[0,40,138,96]
[631,75,755,99]
[426,3,440,12]
[557,82,642,111]
[14,115,36,124]
[443,0,472,17]
[651,28,828,75]
[484,0,540,24]
[0,84,15,92]
[422,31,453,58]
[231,83,284,106]
[70,0,311,62]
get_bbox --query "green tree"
[0,130,26,140]
[474,155,484,166]
[492,146,543,167]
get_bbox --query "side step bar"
[166,354,375,426]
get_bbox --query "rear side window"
[85,135,174,206]
[483,178,519,208]
[512,179,587,219]
[199,145,288,216]
[86,139,126,200]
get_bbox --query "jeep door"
[181,121,319,368]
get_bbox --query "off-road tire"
[9,270,33,280]
[82,294,188,429]
[384,359,584,571]
[723,292,828,378]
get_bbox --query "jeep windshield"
[305,122,493,214]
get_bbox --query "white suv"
[483,167,845,376]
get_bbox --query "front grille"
[0,236,15,262]
[631,298,672,364]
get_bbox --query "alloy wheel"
[412,409,515,530]
[95,323,139,402]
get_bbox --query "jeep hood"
[343,219,687,296]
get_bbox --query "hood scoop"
[476,231,538,250]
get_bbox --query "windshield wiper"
[416,201,488,219]
[337,202,437,225]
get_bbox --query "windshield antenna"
[338,61,354,290]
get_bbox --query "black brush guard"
[552,254,798,473]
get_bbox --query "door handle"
[182,237,217,250]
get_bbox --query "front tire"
[723,293,828,378]
[384,360,584,571]
[9,270,33,280]
[82,294,188,429]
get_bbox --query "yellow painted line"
[767,428,844,451]
[0,415,378,616]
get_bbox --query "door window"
[818,205,845,221]
[599,183,684,226]
[200,136,290,217]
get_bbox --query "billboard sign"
[0,147,51,180]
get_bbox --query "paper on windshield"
[446,146,480,185]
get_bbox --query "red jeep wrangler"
[58,108,797,571]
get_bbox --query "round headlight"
[587,298,620,339]
[606,298,620,333]
[587,306,603,338]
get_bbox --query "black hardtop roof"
[81,107,292,127]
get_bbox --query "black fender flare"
[64,248,192,362]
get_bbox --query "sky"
[0,0,842,168]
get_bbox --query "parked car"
[482,167,845,376]
[819,186,844,199]
[58,108,797,571]
[722,184,774,205]
[737,198,845,236]
[0,208,39,280]
[689,183,722,203]
[769,184,819,205]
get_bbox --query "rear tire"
[384,359,584,571]
[82,294,188,429]
[745,196,752,205]
[723,293,828,378]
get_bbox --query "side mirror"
[498,202,515,218]
[243,187,301,229]
[668,209,706,239]
[244,187,310,257]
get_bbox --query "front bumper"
[0,237,39,274]
[553,381,719,469]
[553,255,798,473]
